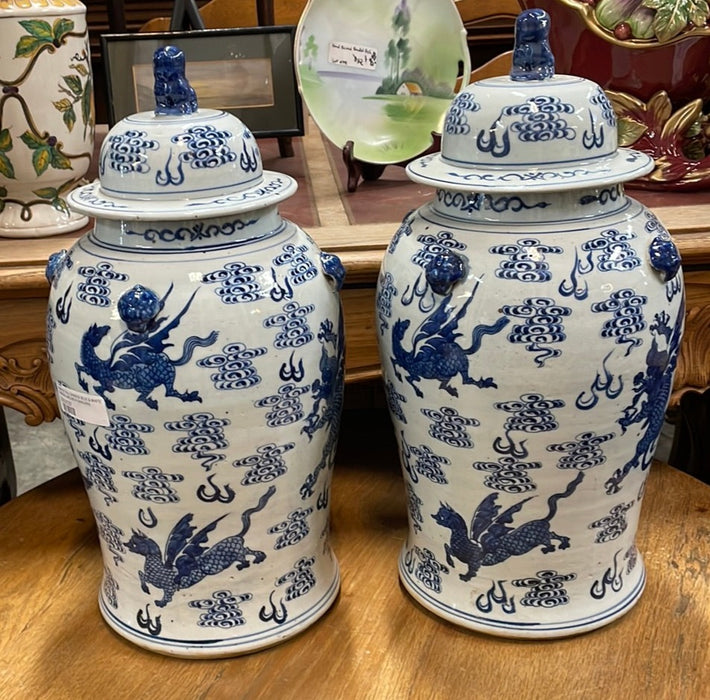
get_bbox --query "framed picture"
[101,26,304,138]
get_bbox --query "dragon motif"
[125,486,275,607]
[75,285,218,410]
[605,306,684,494]
[390,279,509,398]
[432,471,584,581]
[300,319,344,499]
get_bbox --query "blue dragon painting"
[75,285,218,410]
[605,306,684,494]
[125,486,275,607]
[299,319,344,499]
[390,279,509,398]
[432,471,584,581]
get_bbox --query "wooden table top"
[1,407,709,699]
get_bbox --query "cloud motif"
[547,430,614,470]
[273,243,318,286]
[590,86,616,127]
[505,95,576,143]
[102,129,159,174]
[172,125,238,169]
[491,237,563,283]
[264,301,315,349]
[233,441,294,485]
[444,91,481,135]
[197,342,266,390]
[582,229,640,272]
[202,260,266,304]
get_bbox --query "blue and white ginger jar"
[376,9,684,638]
[45,46,344,657]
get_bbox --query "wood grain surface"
[1,406,709,699]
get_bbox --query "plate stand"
[342,134,442,193]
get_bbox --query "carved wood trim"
[0,339,58,425]
[671,302,710,409]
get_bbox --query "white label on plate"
[328,41,377,71]
[55,382,110,426]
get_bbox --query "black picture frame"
[101,26,304,138]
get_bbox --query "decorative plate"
[295,0,470,165]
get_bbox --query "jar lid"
[407,9,654,193]
[68,45,296,221]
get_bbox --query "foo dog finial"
[153,45,198,116]
[510,9,555,82]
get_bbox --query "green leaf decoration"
[72,62,89,77]
[51,197,70,215]
[19,19,54,42]
[15,35,44,59]
[0,185,6,197]
[689,0,710,25]
[643,0,710,41]
[0,153,15,179]
[32,146,51,176]
[53,98,73,112]
[62,105,77,132]
[20,131,44,149]
[617,116,649,146]
[81,78,93,128]
[0,128,12,153]
[49,148,72,170]
[34,187,59,199]
[62,74,83,98]
[52,18,75,42]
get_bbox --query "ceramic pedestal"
[0,0,93,237]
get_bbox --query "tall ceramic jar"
[45,47,343,657]
[0,0,93,237]
[376,10,684,638]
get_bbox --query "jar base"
[0,204,88,239]
[398,552,645,639]
[97,568,340,658]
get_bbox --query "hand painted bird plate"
[295,0,470,165]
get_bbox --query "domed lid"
[407,9,654,193]
[68,45,296,221]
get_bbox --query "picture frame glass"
[102,27,303,138]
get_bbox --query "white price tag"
[328,41,378,71]
[55,382,111,426]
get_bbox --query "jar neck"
[431,184,628,224]
[89,205,284,252]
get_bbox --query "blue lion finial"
[153,45,198,115]
[510,9,555,82]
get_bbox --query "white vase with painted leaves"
[0,0,93,237]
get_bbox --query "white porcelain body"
[46,209,343,656]
[0,0,93,237]
[376,186,684,637]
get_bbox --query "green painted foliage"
[14,17,75,59]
